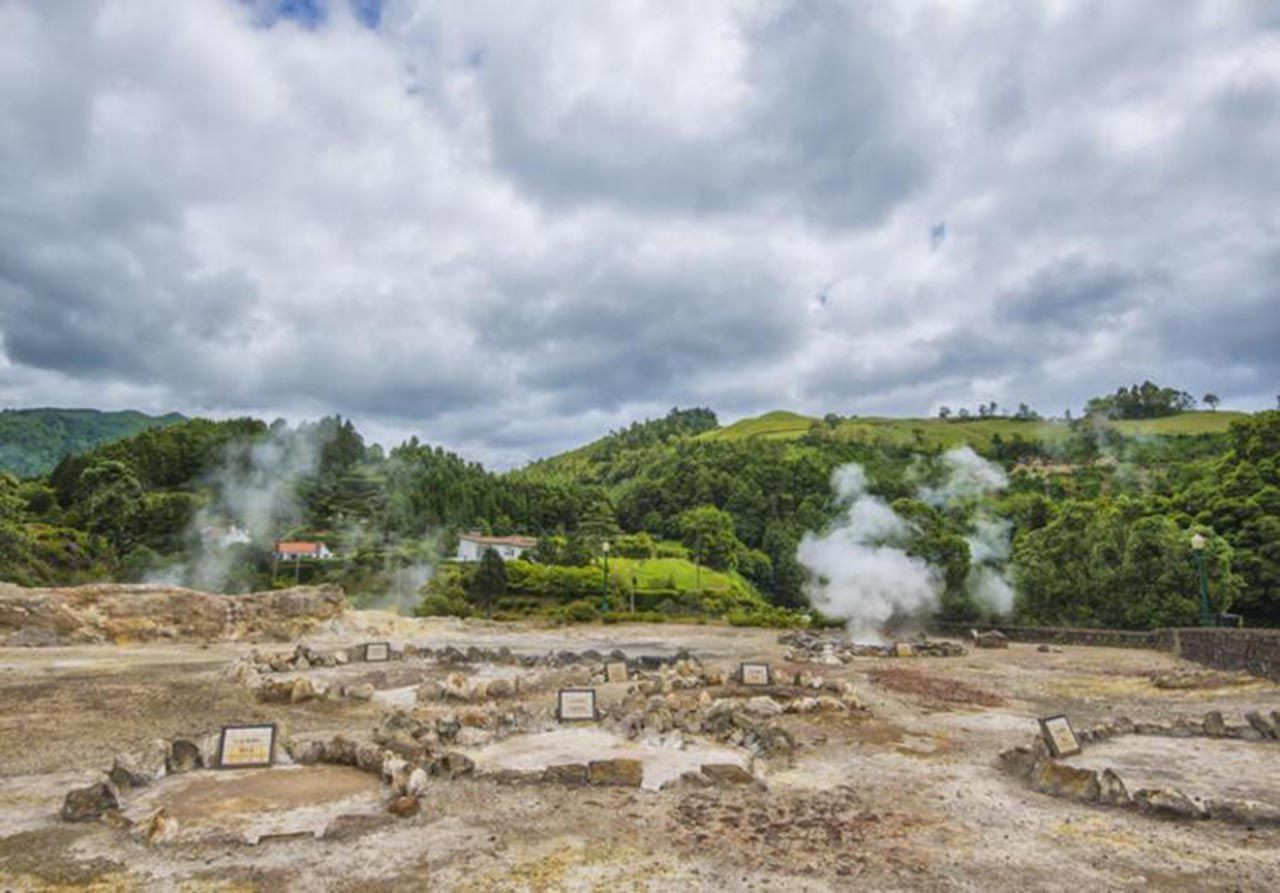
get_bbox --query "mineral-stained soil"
[2,613,1279,891]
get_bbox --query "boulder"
[61,782,119,822]
[1032,762,1100,802]
[1133,788,1206,820]
[588,758,644,787]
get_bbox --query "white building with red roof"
[274,540,333,561]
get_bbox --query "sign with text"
[363,641,390,662]
[1038,714,1081,758]
[894,643,914,658]
[557,688,598,721]
[217,723,277,768]
[605,661,629,684]
[739,662,771,686]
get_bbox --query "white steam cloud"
[797,465,940,642]
[798,447,1016,640]
[149,427,324,592]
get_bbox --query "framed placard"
[363,642,390,662]
[1038,714,1081,758]
[605,661,629,683]
[557,688,597,721]
[894,643,913,658]
[216,723,278,768]
[739,662,771,686]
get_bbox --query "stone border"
[999,709,1280,825]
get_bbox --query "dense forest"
[0,386,1277,629]
[0,408,185,478]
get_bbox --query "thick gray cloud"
[0,0,1277,467]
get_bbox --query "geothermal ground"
[1,609,1279,891]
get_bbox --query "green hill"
[697,409,1245,451]
[0,408,186,478]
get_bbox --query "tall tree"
[469,547,508,619]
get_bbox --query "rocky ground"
[1,609,1279,892]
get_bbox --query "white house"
[455,532,537,562]
[274,541,333,561]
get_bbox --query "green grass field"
[605,556,748,594]
[697,409,1246,451]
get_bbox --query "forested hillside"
[0,408,186,478]
[1,390,1276,629]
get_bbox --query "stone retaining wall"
[927,622,1159,649]
[930,622,1280,682]
[1163,628,1280,682]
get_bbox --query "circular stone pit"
[122,764,385,845]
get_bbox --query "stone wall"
[927,622,1158,649]
[929,621,1280,682]
[1164,628,1280,682]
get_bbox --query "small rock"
[1133,788,1206,820]
[1203,711,1227,737]
[388,796,420,818]
[430,751,475,779]
[136,807,176,843]
[290,677,317,703]
[61,782,119,822]
[407,768,430,797]
[1205,798,1280,826]
[743,696,783,717]
[166,739,203,774]
[345,683,376,701]
[1032,762,1100,802]
[1099,769,1131,806]
[543,763,589,786]
[486,678,516,699]
[700,763,754,785]
[1245,710,1277,739]
[587,758,644,787]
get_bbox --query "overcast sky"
[2,1,1278,467]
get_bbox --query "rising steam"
[798,447,1015,639]
[796,465,940,642]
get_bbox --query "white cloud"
[1,0,1277,467]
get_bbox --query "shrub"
[416,592,472,619]
[725,605,811,628]
[551,599,599,624]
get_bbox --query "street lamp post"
[1190,532,1212,626]
[600,541,611,614]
